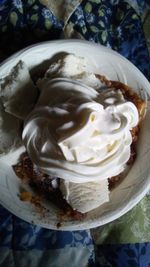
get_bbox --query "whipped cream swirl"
[23,78,139,183]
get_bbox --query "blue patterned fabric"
[0,205,93,250]
[95,243,150,267]
[0,206,95,266]
[0,0,150,81]
[69,0,150,80]
[0,0,150,266]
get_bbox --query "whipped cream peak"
[23,76,139,183]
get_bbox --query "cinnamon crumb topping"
[13,154,85,222]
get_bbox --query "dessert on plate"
[0,53,146,219]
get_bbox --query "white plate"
[0,40,150,230]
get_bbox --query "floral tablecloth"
[0,0,150,266]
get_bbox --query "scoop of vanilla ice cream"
[38,53,102,89]
[60,179,109,213]
[46,53,86,78]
